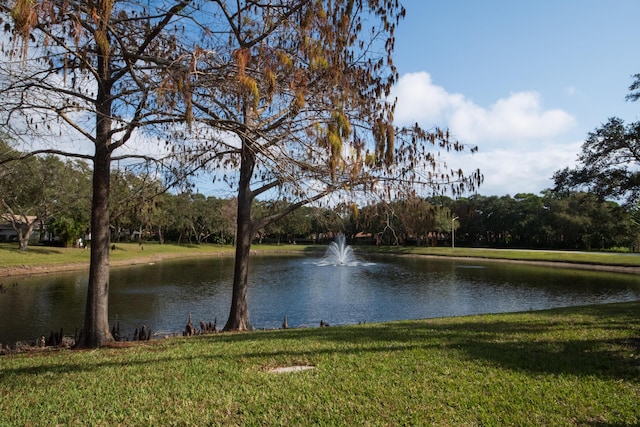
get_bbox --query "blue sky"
[391,0,640,197]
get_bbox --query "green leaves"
[554,116,640,206]
[556,74,640,206]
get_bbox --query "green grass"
[0,241,322,271]
[356,245,640,267]
[1,302,638,426]
[0,242,236,270]
[2,241,640,273]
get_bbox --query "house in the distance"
[0,214,42,243]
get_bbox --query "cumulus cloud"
[391,72,580,196]
[392,72,465,124]
[450,92,575,144]
[392,72,576,146]
[450,142,582,196]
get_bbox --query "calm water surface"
[1,254,640,344]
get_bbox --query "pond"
[1,252,640,344]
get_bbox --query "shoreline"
[2,248,640,277]
[0,250,236,278]
[394,253,640,275]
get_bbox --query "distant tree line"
[2,142,638,251]
[449,192,637,250]
[349,193,638,251]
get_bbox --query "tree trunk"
[38,217,46,243]
[17,222,34,251]
[223,137,255,332]
[223,213,254,331]
[77,31,115,347]
[78,143,114,347]
[6,212,36,251]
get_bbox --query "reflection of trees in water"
[2,256,639,345]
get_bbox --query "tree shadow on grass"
[210,301,640,381]
[351,304,640,380]
[1,302,638,383]
[4,245,67,255]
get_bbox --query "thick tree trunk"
[223,214,254,331]
[18,235,28,250]
[77,33,114,347]
[17,223,33,251]
[223,138,255,332]
[78,144,114,347]
[6,212,36,251]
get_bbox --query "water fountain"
[319,234,357,266]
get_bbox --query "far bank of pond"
[1,243,640,278]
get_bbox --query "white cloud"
[392,72,576,146]
[391,71,580,196]
[392,72,466,124]
[452,142,581,196]
[450,92,575,145]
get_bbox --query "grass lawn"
[1,302,638,425]
[1,241,640,274]
[357,245,640,268]
[0,242,236,271]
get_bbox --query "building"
[0,214,42,243]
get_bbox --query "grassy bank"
[0,242,320,274]
[1,302,638,425]
[0,242,235,271]
[1,241,640,276]
[357,245,640,268]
